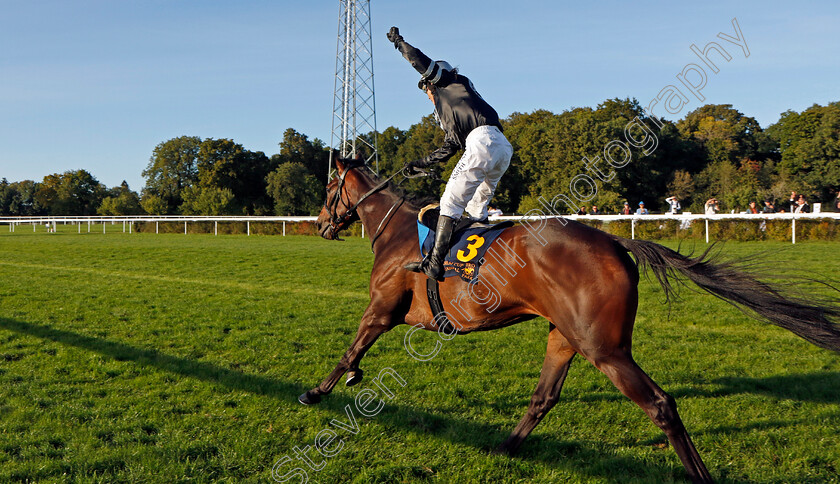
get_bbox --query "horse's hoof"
[345,369,364,387]
[298,391,321,405]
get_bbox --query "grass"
[0,228,838,483]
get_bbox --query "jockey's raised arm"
[387,26,512,281]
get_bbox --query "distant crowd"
[558,191,840,216]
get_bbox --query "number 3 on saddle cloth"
[416,209,514,283]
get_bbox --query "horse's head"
[316,152,369,240]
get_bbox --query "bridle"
[320,162,404,245]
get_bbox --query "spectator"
[621,201,632,215]
[487,205,503,217]
[635,201,649,215]
[704,198,720,215]
[789,191,799,213]
[762,199,776,214]
[576,206,586,216]
[590,205,600,215]
[794,195,810,213]
[834,191,840,213]
[747,201,759,214]
[665,196,681,214]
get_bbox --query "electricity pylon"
[329,0,379,176]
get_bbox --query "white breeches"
[439,125,513,220]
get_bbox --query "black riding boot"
[405,214,455,281]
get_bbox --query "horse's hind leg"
[594,350,713,484]
[496,324,576,454]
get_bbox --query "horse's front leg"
[299,300,402,405]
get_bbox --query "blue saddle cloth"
[416,221,512,282]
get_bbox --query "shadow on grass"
[0,317,764,483]
[677,372,840,404]
[577,371,840,405]
[0,317,312,404]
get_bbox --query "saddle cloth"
[416,214,513,283]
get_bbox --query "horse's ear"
[331,149,345,172]
[354,151,363,161]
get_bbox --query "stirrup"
[405,252,430,273]
[409,214,453,281]
[404,260,424,272]
[404,255,444,281]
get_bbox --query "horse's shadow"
[676,372,840,404]
[577,371,840,405]
[5,317,827,483]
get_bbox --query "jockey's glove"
[405,159,428,173]
[387,27,403,48]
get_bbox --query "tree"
[502,109,559,213]
[195,138,274,214]
[35,170,106,215]
[277,128,330,187]
[688,157,770,213]
[266,162,322,216]
[375,126,408,175]
[667,170,694,202]
[508,98,686,214]
[180,186,235,215]
[98,181,144,215]
[594,99,691,213]
[142,136,201,214]
[140,193,168,215]
[6,180,43,215]
[676,104,769,166]
[393,114,451,201]
[766,102,840,202]
[0,178,12,215]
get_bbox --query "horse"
[299,155,840,483]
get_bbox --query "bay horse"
[300,155,840,483]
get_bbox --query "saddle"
[415,204,514,283]
[416,204,514,336]
[418,203,506,234]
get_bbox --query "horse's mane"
[349,160,437,210]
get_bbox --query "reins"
[368,196,404,251]
[324,163,433,250]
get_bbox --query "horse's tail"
[611,236,840,353]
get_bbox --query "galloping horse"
[300,155,840,483]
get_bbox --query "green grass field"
[1,229,838,483]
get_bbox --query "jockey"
[387,26,513,281]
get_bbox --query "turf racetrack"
[1,231,838,483]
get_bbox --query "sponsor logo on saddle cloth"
[416,220,510,283]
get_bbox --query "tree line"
[2,99,838,217]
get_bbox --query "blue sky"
[1,0,838,191]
